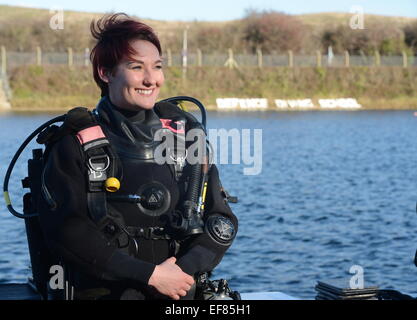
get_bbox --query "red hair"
[90,13,162,97]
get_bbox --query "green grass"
[7,65,417,111]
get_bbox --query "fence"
[1,46,416,71]
[0,69,11,109]
[0,46,12,107]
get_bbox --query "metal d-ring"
[88,155,110,172]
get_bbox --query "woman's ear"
[98,66,110,83]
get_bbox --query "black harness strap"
[68,110,116,227]
[87,192,108,227]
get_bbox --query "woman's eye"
[132,65,142,70]
[155,65,163,69]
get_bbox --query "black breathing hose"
[160,96,208,235]
[159,96,207,131]
[3,115,66,219]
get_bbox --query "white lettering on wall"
[216,98,268,110]
[318,98,362,109]
[215,98,362,110]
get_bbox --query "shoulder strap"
[60,107,120,227]
[75,117,119,227]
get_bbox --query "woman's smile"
[136,88,154,96]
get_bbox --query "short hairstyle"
[90,13,162,97]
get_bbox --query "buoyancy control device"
[3,96,239,300]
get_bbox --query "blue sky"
[2,0,417,20]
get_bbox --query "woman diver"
[36,13,238,300]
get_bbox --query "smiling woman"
[90,14,164,110]
[33,12,238,301]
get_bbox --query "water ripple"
[2,111,417,299]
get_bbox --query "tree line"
[1,8,416,55]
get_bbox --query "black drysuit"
[38,96,238,299]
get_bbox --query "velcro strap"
[76,126,109,151]
[76,125,105,144]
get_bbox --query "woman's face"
[101,39,164,111]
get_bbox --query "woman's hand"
[148,257,195,300]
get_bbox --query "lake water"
[1,110,417,300]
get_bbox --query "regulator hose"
[160,96,209,236]
[3,115,65,219]
[159,96,207,132]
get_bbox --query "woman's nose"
[143,69,157,86]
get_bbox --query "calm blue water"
[1,110,417,300]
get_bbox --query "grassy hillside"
[7,65,417,111]
[1,5,416,53]
[1,5,414,29]
[0,4,230,52]
[298,12,416,29]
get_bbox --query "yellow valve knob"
[105,177,120,192]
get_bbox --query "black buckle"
[145,227,153,239]
[148,227,165,239]
[124,226,169,240]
